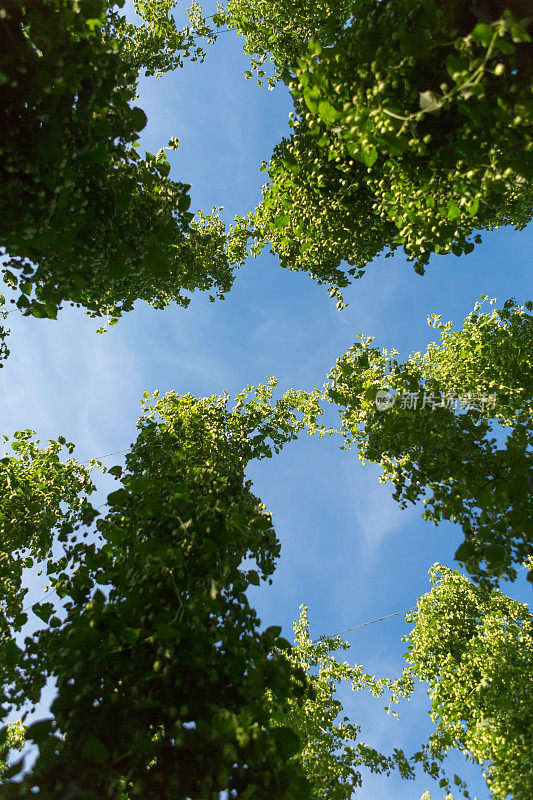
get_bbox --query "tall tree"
[0,0,244,322]
[327,297,533,583]
[404,564,533,800]
[192,0,532,303]
[0,382,322,798]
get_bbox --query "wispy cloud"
[348,462,417,561]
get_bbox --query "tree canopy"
[0,1,531,798]
[327,297,533,584]
[404,564,533,800]
[2,0,531,313]
[211,0,533,301]
[0,383,323,798]
[0,0,244,322]
[270,605,417,800]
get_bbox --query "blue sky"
[1,5,532,798]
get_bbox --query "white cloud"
[348,461,417,561]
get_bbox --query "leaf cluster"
[0,385,325,798]
[327,298,533,583]
[404,565,533,800]
[0,0,241,321]
[268,604,418,800]
[0,296,10,366]
[226,0,532,300]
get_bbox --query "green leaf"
[447,201,460,220]
[45,303,58,320]
[155,160,171,178]
[467,197,479,217]
[248,570,260,586]
[455,541,475,562]
[130,106,148,132]
[177,194,191,212]
[317,100,339,126]
[122,627,141,643]
[271,726,301,759]
[273,213,290,230]
[377,132,409,156]
[33,602,55,624]
[85,17,102,31]
[361,147,378,167]
[30,304,48,319]
[264,625,282,640]
[303,86,321,114]
[107,488,129,506]
[16,295,30,310]
[472,23,493,47]
[419,90,439,113]
[3,639,21,668]
[27,719,54,744]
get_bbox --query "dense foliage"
[327,298,533,584]
[0,431,97,655]
[404,565,533,800]
[190,0,352,87]
[0,0,243,321]
[206,0,533,301]
[1,1,532,798]
[0,383,323,798]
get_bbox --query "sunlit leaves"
[404,566,533,800]
[224,0,532,297]
[327,298,533,583]
[269,604,419,800]
[0,1,242,322]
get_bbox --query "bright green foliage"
[327,298,533,583]
[115,0,213,77]
[269,604,418,800]
[0,720,25,779]
[404,565,533,800]
[0,382,324,798]
[0,431,97,652]
[0,431,98,740]
[217,0,532,299]
[0,0,242,322]
[189,0,351,88]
